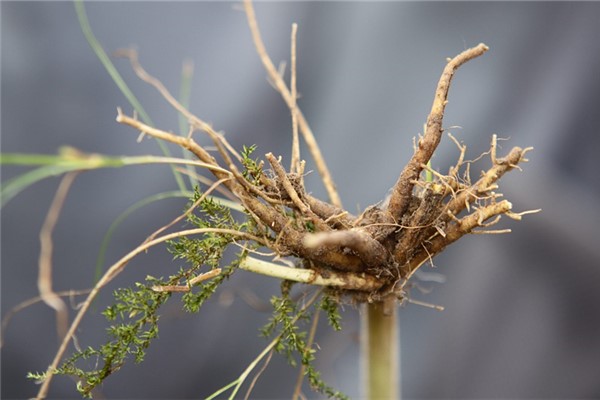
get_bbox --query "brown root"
[115,30,534,302]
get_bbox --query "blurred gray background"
[2,1,600,399]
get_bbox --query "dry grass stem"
[0,289,92,348]
[290,23,301,174]
[38,172,79,343]
[243,0,342,207]
[292,309,320,400]
[244,349,274,400]
[151,268,222,292]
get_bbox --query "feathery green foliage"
[38,186,263,396]
[260,283,348,399]
[29,277,169,398]
[241,144,263,186]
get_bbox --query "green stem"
[362,301,400,399]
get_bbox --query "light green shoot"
[0,149,236,208]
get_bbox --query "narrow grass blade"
[73,0,186,191]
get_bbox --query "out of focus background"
[2,2,600,398]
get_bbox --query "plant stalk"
[362,301,400,399]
